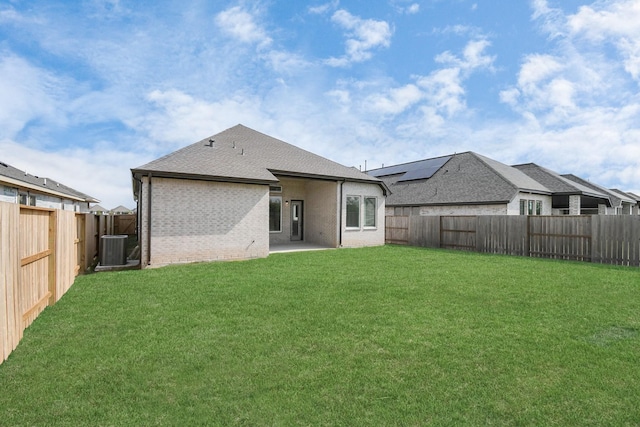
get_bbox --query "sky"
[1,0,639,209]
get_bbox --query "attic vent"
[205,139,214,147]
[270,185,282,193]
[0,162,7,167]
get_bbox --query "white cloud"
[214,6,272,48]
[0,138,140,209]
[352,37,495,120]
[127,89,270,150]
[417,68,466,116]
[308,1,339,15]
[326,9,393,66]
[0,54,66,139]
[567,0,640,81]
[368,84,423,115]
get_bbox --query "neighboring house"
[513,164,612,215]
[608,189,639,215]
[89,204,108,215]
[627,192,640,215]
[131,124,388,267]
[0,160,99,211]
[367,152,552,216]
[562,174,637,215]
[110,205,134,215]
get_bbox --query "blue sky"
[1,0,639,208]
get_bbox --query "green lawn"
[1,245,639,426]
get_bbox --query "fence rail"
[386,215,640,267]
[1,202,99,365]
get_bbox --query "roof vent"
[205,139,214,147]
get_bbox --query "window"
[364,197,376,227]
[269,185,282,193]
[269,196,282,232]
[19,193,36,206]
[346,196,360,228]
[520,199,543,215]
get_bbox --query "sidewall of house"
[304,180,339,247]
[507,193,553,215]
[341,182,385,248]
[385,194,553,217]
[141,177,269,267]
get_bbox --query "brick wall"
[304,180,339,247]
[140,176,269,267]
[268,177,341,247]
[341,181,385,248]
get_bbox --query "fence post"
[47,210,58,305]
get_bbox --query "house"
[131,124,388,267]
[513,164,612,215]
[89,204,108,215]
[0,160,99,211]
[561,174,637,215]
[109,205,134,215]
[367,152,552,216]
[627,192,640,215]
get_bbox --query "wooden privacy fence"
[1,202,98,365]
[386,215,640,266]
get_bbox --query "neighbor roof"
[0,160,99,203]
[562,174,634,207]
[132,124,385,189]
[367,152,550,206]
[627,192,640,203]
[608,188,638,204]
[513,163,611,203]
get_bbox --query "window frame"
[364,196,377,228]
[269,195,282,233]
[346,195,361,229]
[520,198,543,216]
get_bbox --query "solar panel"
[369,155,451,182]
[367,163,412,177]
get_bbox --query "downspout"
[147,173,152,266]
[133,175,143,259]
[339,180,345,247]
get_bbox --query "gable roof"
[627,192,640,203]
[513,163,611,204]
[608,188,638,204]
[110,205,134,213]
[367,151,550,206]
[89,204,108,212]
[0,160,99,203]
[132,124,384,188]
[561,174,634,207]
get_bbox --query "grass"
[1,245,639,426]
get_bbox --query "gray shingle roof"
[0,160,99,203]
[368,152,550,206]
[561,174,632,206]
[608,188,637,204]
[627,192,640,202]
[132,124,383,186]
[514,163,610,200]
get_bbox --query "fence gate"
[114,214,136,235]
